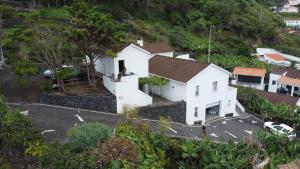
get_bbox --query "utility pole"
[0,46,4,70]
[208,26,213,63]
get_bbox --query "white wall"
[114,45,151,79]
[115,75,152,113]
[262,55,291,67]
[186,65,236,125]
[150,78,187,102]
[268,73,283,93]
[285,19,300,27]
[152,52,173,57]
[103,75,116,94]
[95,57,114,76]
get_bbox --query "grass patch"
[37,8,70,19]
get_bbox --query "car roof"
[279,124,294,131]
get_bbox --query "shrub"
[40,81,53,93]
[92,136,138,168]
[68,122,112,150]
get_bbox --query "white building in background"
[232,67,266,90]
[95,40,238,125]
[256,48,300,66]
[268,68,300,97]
[257,53,291,67]
[284,18,300,28]
[278,0,300,13]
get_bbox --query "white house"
[232,67,266,90]
[284,18,300,28]
[95,41,238,125]
[257,53,291,67]
[149,56,238,125]
[268,68,300,97]
[256,48,300,66]
[279,5,299,13]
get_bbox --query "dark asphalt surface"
[8,103,270,143]
[205,114,263,142]
[8,103,203,143]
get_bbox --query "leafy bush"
[237,87,300,129]
[40,81,53,93]
[39,143,96,169]
[92,136,138,168]
[68,122,112,150]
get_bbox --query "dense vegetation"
[0,97,299,168]
[1,0,300,84]
[238,87,300,130]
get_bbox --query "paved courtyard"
[8,103,266,143]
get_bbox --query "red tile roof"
[149,55,210,83]
[265,54,286,61]
[138,42,174,54]
[233,67,266,77]
[286,69,300,79]
[278,76,300,87]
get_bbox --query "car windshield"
[289,130,296,135]
[282,128,289,133]
[273,126,282,130]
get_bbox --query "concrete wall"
[139,101,186,124]
[115,75,152,113]
[40,93,117,113]
[114,45,151,79]
[268,73,282,93]
[150,78,187,102]
[95,57,114,76]
[152,52,173,57]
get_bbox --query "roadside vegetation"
[0,97,299,168]
[238,87,300,130]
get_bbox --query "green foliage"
[68,122,112,150]
[139,76,169,86]
[40,81,53,93]
[237,87,300,129]
[105,49,117,58]
[197,55,273,72]
[37,8,71,19]
[39,143,97,169]
[92,136,138,168]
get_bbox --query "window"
[272,80,276,85]
[194,107,198,117]
[195,85,199,96]
[212,81,218,92]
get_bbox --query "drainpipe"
[291,86,295,96]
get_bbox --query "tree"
[69,0,126,89]
[33,23,79,91]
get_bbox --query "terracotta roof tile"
[138,42,174,53]
[256,91,299,106]
[149,55,209,83]
[278,76,300,87]
[233,67,266,77]
[265,54,287,61]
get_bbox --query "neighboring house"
[232,67,266,90]
[279,5,299,13]
[95,40,238,125]
[257,53,291,67]
[284,18,300,28]
[268,68,300,97]
[256,48,300,66]
[149,56,238,125]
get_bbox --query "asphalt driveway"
[8,103,203,143]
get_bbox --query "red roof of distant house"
[149,55,210,83]
[233,67,266,77]
[265,54,286,61]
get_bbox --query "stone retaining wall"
[40,93,117,113]
[139,101,186,124]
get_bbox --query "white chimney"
[137,37,144,47]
